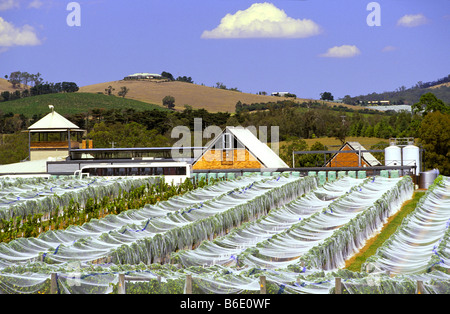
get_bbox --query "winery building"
[325,142,381,168]
[193,127,288,170]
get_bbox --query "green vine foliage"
[0,177,204,244]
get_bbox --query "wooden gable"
[325,143,371,168]
[193,148,263,170]
[192,127,288,170]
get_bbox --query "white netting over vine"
[237,176,414,271]
[0,174,319,267]
[171,176,364,267]
[0,174,449,294]
[363,176,450,275]
[0,176,160,221]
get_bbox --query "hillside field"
[79,80,362,113]
[0,92,168,116]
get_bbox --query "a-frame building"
[193,126,288,170]
[325,141,381,168]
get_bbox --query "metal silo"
[385,144,402,167]
[402,145,421,174]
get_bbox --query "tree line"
[342,74,450,106]
[1,71,79,102]
[0,92,448,174]
[5,71,44,88]
[0,93,441,140]
[161,71,194,83]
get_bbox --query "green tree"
[8,71,22,89]
[297,142,328,167]
[280,139,308,168]
[88,121,171,148]
[342,95,353,105]
[161,71,175,81]
[302,110,318,139]
[412,92,449,115]
[0,91,10,101]
[162,95,176,110]
[329,114,349,144]
[105,85,115,96]
[118,86,130,98]
[320,91,334,101]
[0,132,28,164]
[176,76,194,83]
[418,111,450,175]
[61,82,79,93]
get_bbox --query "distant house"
[367,100,391,105]
[325,142,381,168]
[124,73,163,80]
[271,92,290,97]
[193,127,288,170]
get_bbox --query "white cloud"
[28,0,43,9]
[201,2,322,39]
[320,45,361,58]
[0,17,41,48]
[397,14,428,27]
[0,0,20,11]
[382,45,397,52]
[0,0,46,11]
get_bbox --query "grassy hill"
[79,80,360,113]
[0,92,168,116]
[2,77,364,114]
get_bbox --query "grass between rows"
[344,190,426,272]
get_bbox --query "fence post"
[185,275,192,294]
[417,281,424,294]
[260,276,267,294]
[335,277,342,295]
[50,273,58,295]
[118,274,126,294]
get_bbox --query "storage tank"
[402,145,421,174]
[419,170,439,189]
[385,145,402,167]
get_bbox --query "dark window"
[177,167,187,175]
[163,167,176,175]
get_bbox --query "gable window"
[223,133,232,150]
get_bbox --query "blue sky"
[0,0,449,100]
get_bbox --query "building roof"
[28,110,81,131]
[194,126,288,169]
[346,142,381,166]
[227,127,288,168]
[126,73,162,77]
[325,141,381,167]
[0,159,48,175]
